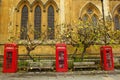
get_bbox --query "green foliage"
[74,57,83,62]
[77,21,100,45]
[67,20,119,60]
[68,21,101,60]
[68,60,74,69]
[0,62,2,67]
[18,60,28,67]
[97,20,115,45]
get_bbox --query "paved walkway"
[0,72,120,80]
[0,70,120,80]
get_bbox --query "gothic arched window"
[34,6,41,39]
[48,5,54,40]
[21,5,28,40]
[82,10,98,26]
[81,3,100,27]
[114,15,120,30]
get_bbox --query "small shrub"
[74,57,83,62]
[18,60,28,67]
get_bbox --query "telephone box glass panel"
[106,50,112,68]
[58,51,64,68]
[6,52,12,69]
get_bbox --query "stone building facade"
[0,0,120,55]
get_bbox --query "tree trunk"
[81,47,86,61]
[72,48,78,60]
[27,51,34,61]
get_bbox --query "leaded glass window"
[20,5,28,40]
[82,12,98,26]
[48,5,54,39]
[34,6,41,39]
[87,8,93,15]
[92,15,97,26]
[82,14,88,21]
[114,15,120,30]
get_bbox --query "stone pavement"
[0,70,120,80]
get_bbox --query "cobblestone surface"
[0,72,120,80]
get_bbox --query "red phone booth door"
[58,51,65,69]
[104,49,114,70]
[3,50,14,73]
[6,52,13,69]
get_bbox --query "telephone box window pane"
[87,8,93,14]
[106,50,112,68]
[58,51,64,68]
[34,6,41,39]
[6,52,12,69]
[48,5,54,39]
[82,15,88,21]
[92,15,97,26]
[21,5,28,40]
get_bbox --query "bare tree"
[8,24,48,61]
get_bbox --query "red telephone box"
[56,43,68,72]
[100,46,114,71]
[3,43,18,73]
